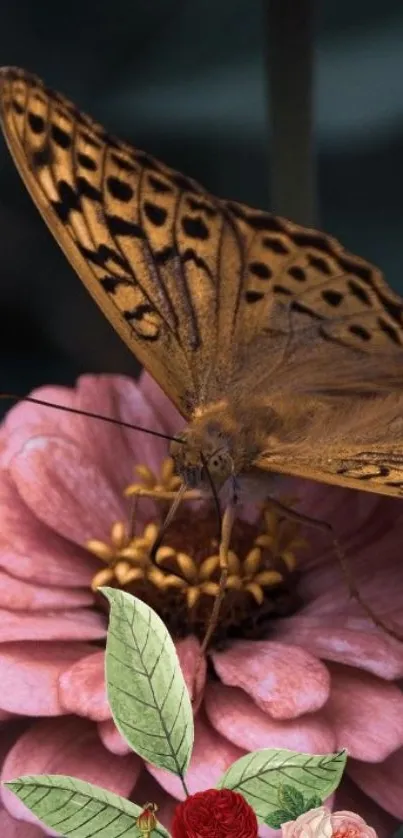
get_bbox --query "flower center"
[88,459,305,647]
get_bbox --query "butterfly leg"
[198,483,238,659]
[269,497,402,642]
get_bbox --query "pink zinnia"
[0,372,402,838]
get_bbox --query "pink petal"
[0,607,106,643]
[60,376,140,495]
[212,640,330,718]
[272,615,403,679]
[334,775,398,838]
[139,372,184,438]
[10,435,126,544]
[0,807,45,837]
[105,375,176,469]
[348,747,403,819]
[98,718,132,755]
[0,642,98,714]
[175,636,206,712]
[325,664,403,761]
[1,716,141,827]
[147,713,245,800]
[0,719,32,768]
[0,473,98,587]
[0,569,93,610]
[3,385,76,438]
[59,651,110,721]
[205,682,335,753]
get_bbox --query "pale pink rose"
[0,372,402,837]
[282,806,377,838]
[282,807,333,838]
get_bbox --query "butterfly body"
[2,66,403,500]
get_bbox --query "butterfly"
[1,67,403,645]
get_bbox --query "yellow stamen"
[86,540,115,562]
[255,570,284,586]
[245,582,265,604]
[176,552,198,583]
[91,567,115,590]
[243,546,262,575]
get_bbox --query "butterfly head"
[170,421,234,492]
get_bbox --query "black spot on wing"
[262,236,289,255]
[28,112,45,134]
[51,123,71,149]
[32,143,54,168]
[107,214,145,238]
[110,153,136,173]
[377,317,400,345]
[322,290,343,307]
[52,180,81,222]
[148,175,173,194]
[106,176,134,202]
[308,254,331,275]
[12,99,24,115]
[349,324,371,341]
[77,152,97,171]
[144,201,167,227]
[245,290,264,303]
[182,216,209,240]
[186,197,217,218]
[249,261,272,280]
[76,176,102,202]
[288,266,306,282]
[100,276,132,293]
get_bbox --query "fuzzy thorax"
[169,399,280,492]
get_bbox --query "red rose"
[172,788,259,838]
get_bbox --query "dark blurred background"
[0,0,402,407]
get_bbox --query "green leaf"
[101,587,194,777]
[278,784,305,817]
[5,775,171,837]
[264,809,293,829]
[303,794,323,812]
[217,748,347,822]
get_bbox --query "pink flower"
[0,372,403,837]
[282,806,377,838]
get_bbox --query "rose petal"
[205,682,335,753]
[325,663,403,761]
[10,435,126,544]
[348,747,403,819]
[59,650,110,721]
[0,569,93,610]
[147,713,244,800]
[334,775,398,838]
[0,473,98,587]
[0,607,106,643]
[1,717,141,828]
[0,642,98,714]
[98,718,132,755]
[272,615,403,679]
[212,640,330,719]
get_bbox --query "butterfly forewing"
[2,66,403,497]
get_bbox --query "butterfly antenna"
[269,497,403,644]
[0,393,183,443]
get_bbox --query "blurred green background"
[0,0,402,401]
